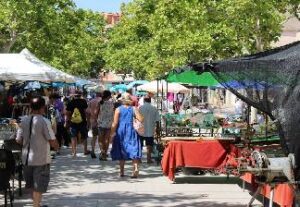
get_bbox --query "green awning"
[166,70,220,87]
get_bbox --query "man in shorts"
[139,96,160,163]
[16,96,58,207]
[65,91,90,157]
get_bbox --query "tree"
[104,0,299,79]
[0,0,106,77]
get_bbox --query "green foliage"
[0,0,106,77]
[104,0,297,79]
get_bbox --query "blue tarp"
[216,80,275,90]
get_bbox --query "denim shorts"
[23,164,50,193]
[70,123,88,139]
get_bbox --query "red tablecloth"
[241,173,294,207]
[161,140,238,181]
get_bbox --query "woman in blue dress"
[110,94,144,178]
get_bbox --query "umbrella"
[110,84,128,93]
[126,80,149,89]
[137,80,190,93]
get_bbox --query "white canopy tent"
[137,80,190,94]
[20,49,75,83]
[0,49,75,83]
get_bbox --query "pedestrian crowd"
[16,89,160,207]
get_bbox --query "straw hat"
[120,93,133,105]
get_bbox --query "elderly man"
[139,96,160,163]
[16,96,58,207]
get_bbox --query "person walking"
[139,96,160,164]
[16,96,58,207]
[110,94,143,178]
[49,93,65,153]
[87,91,102,158]
[65,90,90,157]
[96,90,114,161]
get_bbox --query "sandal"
[130,170,139,179]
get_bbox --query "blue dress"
[110,106,142,160]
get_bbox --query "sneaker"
[90,151,96,159]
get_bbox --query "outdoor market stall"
[187,41,300,206]
[0,49,76,83]
[159,41,300,206]
[160,69,243,179]
[0,49,79,197]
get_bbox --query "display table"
[161,140,239,181]
[241,173,294,207]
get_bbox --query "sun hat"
[120,93,133,105]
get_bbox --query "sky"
[73,0,132,12]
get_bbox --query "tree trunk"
[0,38,17,53]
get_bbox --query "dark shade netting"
[187,41,300,179]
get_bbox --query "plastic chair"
[0,147,16,207]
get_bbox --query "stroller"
[0,146,16,207]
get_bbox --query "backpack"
[71,107,83,124]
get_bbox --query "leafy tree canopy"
[104,0,299,79]
[0,0,106,77]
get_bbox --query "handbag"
[133,118,144,136]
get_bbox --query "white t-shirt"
[139,103,160,137]
[16,115,56,166]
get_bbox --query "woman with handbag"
[110,94,144,178]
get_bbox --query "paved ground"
[1,141,261,207]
